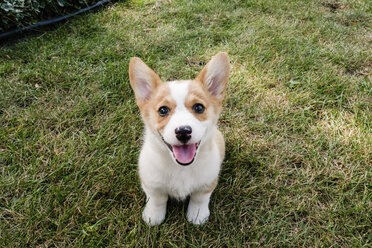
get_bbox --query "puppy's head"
[129,52,229,166]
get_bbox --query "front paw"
[142,205,166,226]
[187,203,210,225]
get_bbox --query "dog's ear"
[129,57,162,104]
[196,52,230,99]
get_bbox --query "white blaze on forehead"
[168,81,190,111]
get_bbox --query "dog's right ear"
[129,57,162,104]
[195,52,230,100]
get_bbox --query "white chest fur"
[138,129,221,200]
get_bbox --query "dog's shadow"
[165,197,190,223]
[157,147,262,225]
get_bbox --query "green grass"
[1,0,371,246]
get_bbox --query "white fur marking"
[168,81,189,112]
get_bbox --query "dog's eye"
[158,106,170,117]
[192,103,205,114]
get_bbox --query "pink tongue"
[172,144,196,164]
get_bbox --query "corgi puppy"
[129,52,230,225]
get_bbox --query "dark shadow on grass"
[165,197,189,224]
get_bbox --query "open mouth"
[164,141,201,166]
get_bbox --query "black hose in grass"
[0,0,115,40]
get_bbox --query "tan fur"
[204,178,218,194]
[185,81,209,121]
[148,84,176,133]
[215,129,225,160]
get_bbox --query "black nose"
[175,125,192,144]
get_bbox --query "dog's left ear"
[196,52,230,99]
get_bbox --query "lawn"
[0,0,371,247]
